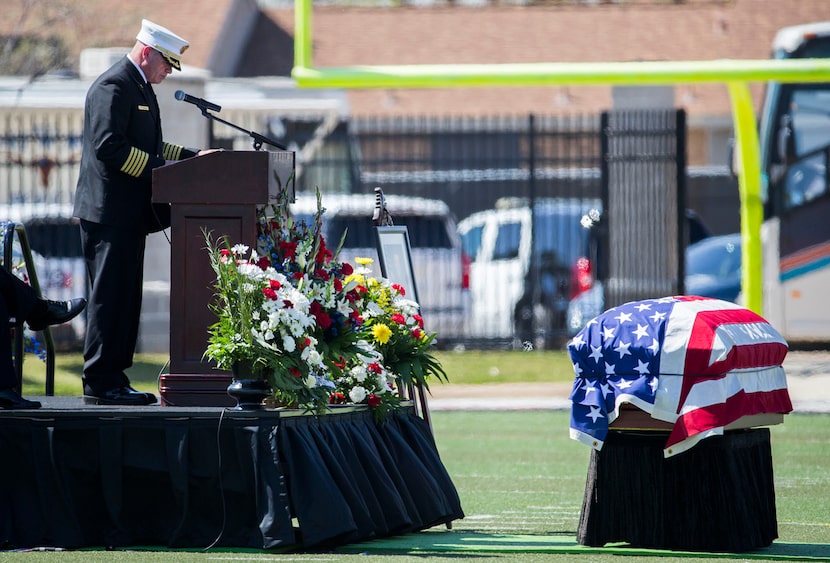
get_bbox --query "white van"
[290,193,466,342]
[458,197,601,348]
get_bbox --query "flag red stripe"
[678,308,787,411]
[666,387,793,448]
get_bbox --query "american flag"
[568,296,792,457]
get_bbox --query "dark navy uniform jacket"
[74,56,196,233]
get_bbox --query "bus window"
[780,88,830,207]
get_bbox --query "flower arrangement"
[204,235,336,411]
[346,257,448,392]
[204,189,447,419]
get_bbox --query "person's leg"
[0,291,40,409]
[0,265,86,331]
[0,267,40,322]
[80,220,153,404]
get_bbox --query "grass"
[20,349,578,397]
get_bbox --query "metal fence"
[0,109,82,206]
[297,112,685,349]
[1,108,737,351]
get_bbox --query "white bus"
[758,21,830,344]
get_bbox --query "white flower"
[350,365,367,383]
[375,372,390,393]
[364,301,384,318]
[282,334,296,353]
[304,349,322,366]
[304,374,317,388]
[231,243,250,255]
[394,297,421,317]
[237,262,262,279]
[349,386,367,403]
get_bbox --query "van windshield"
[295,215,453,249]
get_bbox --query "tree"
[0,0,78,76]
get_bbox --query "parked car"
[290,193,466,343]
[458,197,602,348]
[567,232,742,335]
[685,233,742,302]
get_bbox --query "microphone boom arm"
[197,108,287,151]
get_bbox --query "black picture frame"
[374,225,419,303]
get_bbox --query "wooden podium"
[152,150,295,406]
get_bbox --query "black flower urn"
[227,361,273,410]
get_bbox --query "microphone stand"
[197,107,287,151]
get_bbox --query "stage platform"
[0,398,464,551]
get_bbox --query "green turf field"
[20,350,578,397]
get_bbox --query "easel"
[372,187,433,433]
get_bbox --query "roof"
[0,0,236,75]
[5,0,830,119]
[291,193,451,216]
[266,0,830,118]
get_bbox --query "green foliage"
[0,34,70,75]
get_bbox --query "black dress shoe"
[83,386,157,406]
[0,388,41,410]
[27,298,87,331]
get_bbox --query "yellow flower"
[344,273,365,286]
[372,323,392,345]
[355,257,374,266]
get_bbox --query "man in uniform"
[74,19,212,405]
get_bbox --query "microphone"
[174,90,221,113]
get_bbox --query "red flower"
[329,392,345,404]
[269,279,281,290]
[220,249,231,257]
[279,240,298,259]
[391,313,406,325]
[316,244,333,264]
[283,299,294,309]
[341,263,353,276]
[310,301,332,329]
[333,356,346,370]
[262,287,277,300]
[289,367,302,378]
[413,314,424,328]
[314,269,330,281]
[292,272,304,281]
[391,283,405,296]
[411,328,423,340]
[257,256,270,270]
[318,313,332,329]
[367,362,383,374]
[333,278,343,292]
[367,394,381,408]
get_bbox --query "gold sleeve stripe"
[163,143,184,161]
[120,147,149,177]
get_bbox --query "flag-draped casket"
[568,296,792,457]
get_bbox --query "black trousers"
[80,220,145,395]
[0,268,40,389]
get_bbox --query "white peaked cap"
[136,19,189,70]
